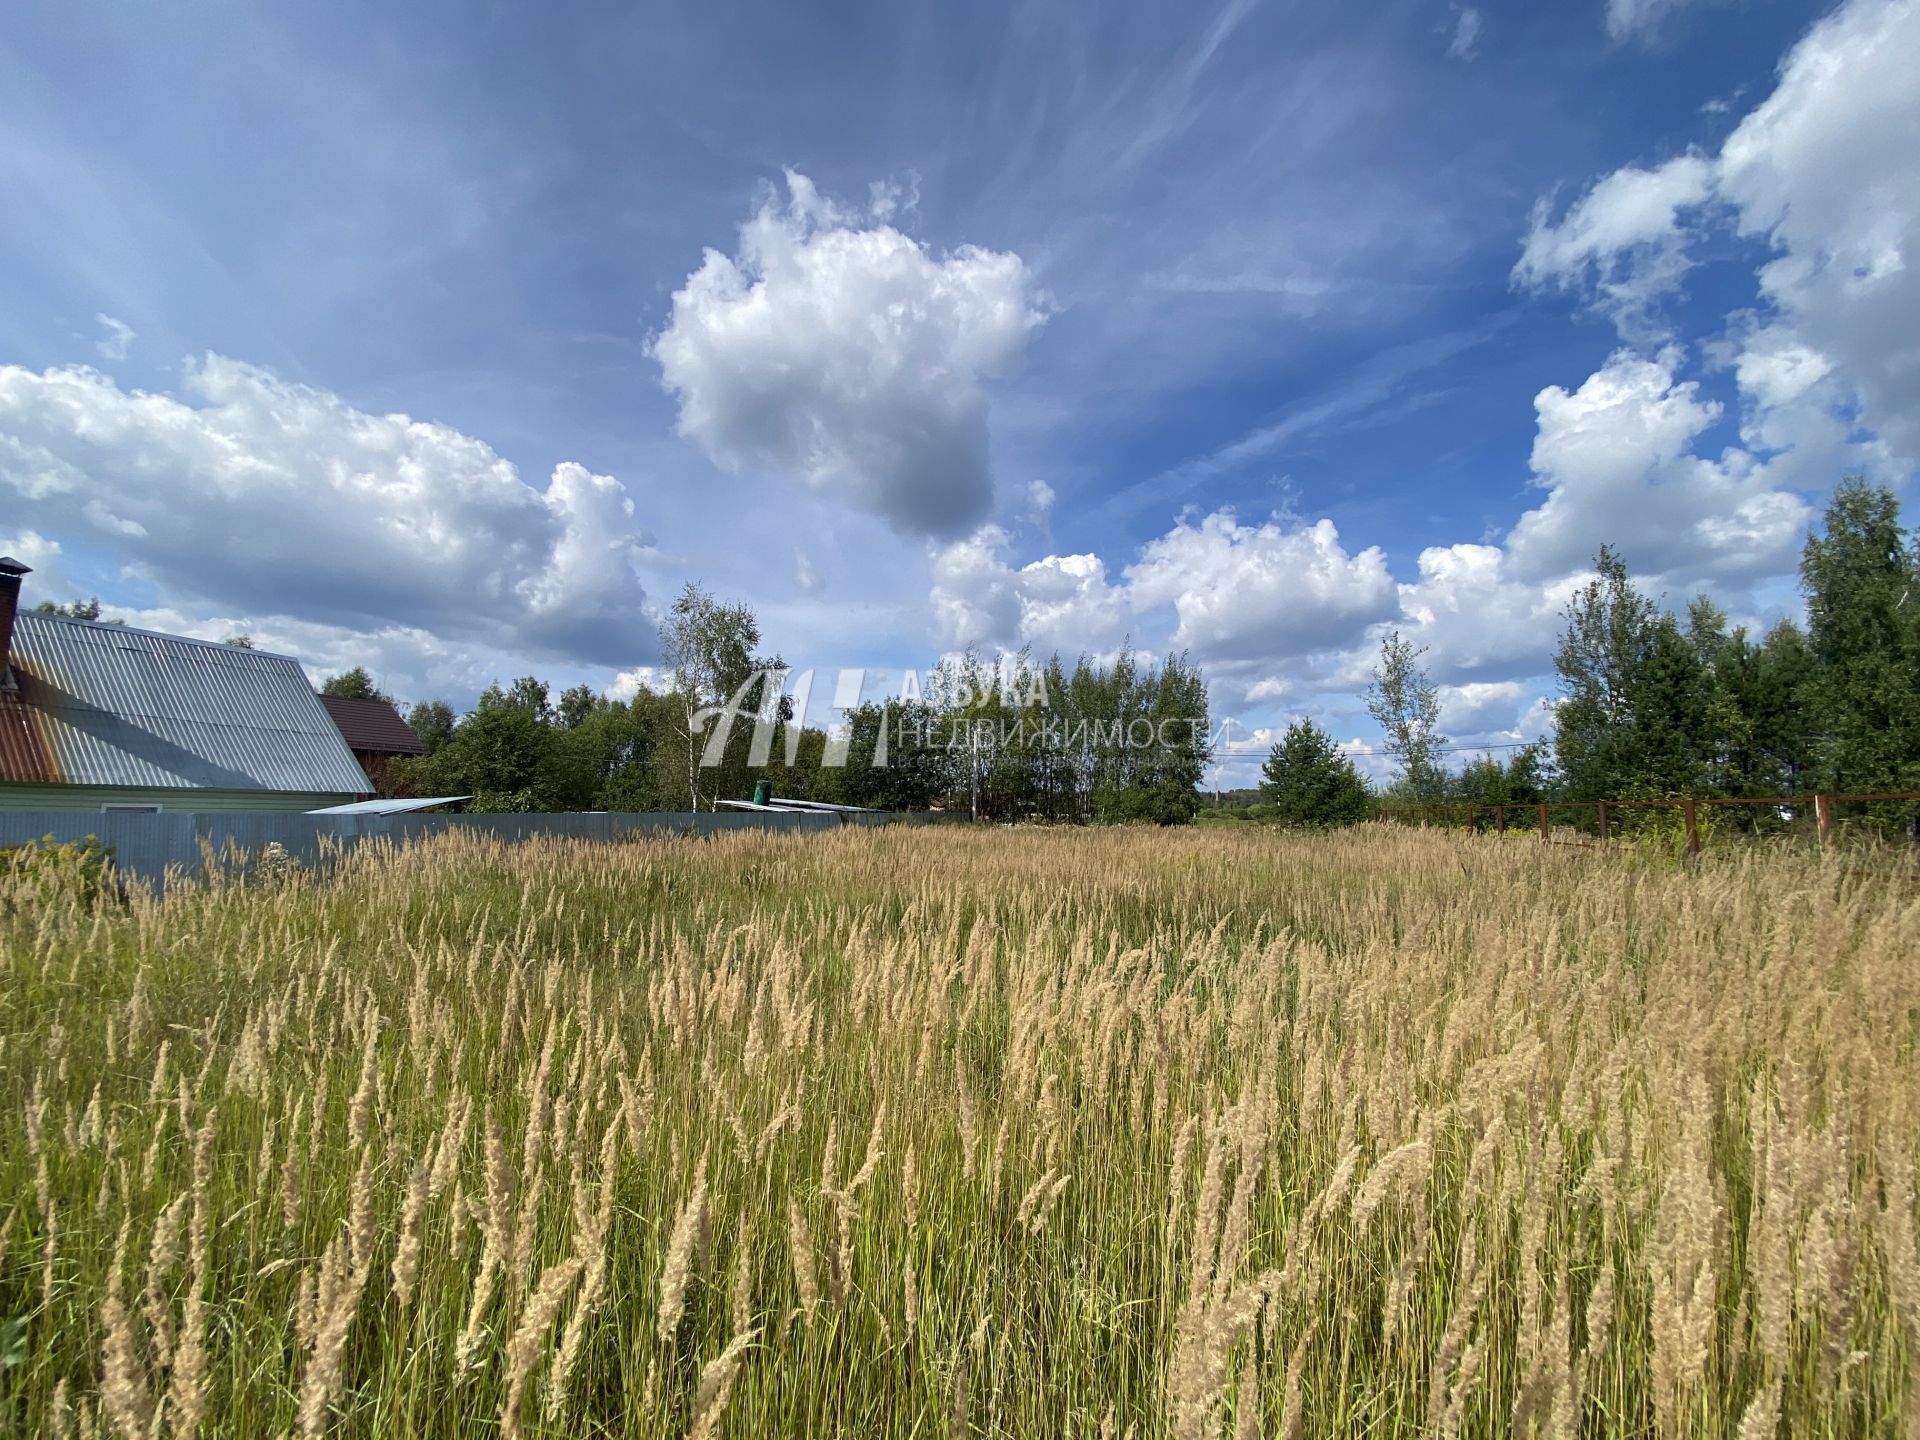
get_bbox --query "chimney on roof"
[0,556,28,690]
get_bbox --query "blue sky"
[3,0,1915,782]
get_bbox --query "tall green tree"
[556,684,598,731]
[1451,744,1547,812]
[405,700,456,756]
[836,700,952,812]
[319,667,391,703]
[930,649,1037,822]
[1365,631,1446,800]
[1553,548,1654,799]
[1125,651,1213,824]
[1259,720,1370,828]
[1800,480,1920,798]
[1687,607,1820,801]
[659,583,787,810]
[1552,548,1709,801]
[1630,615,1711,797]
[405,680,554,811]
[31,597,105,621]
[547,695,666,810]
[1750,620,1821,793]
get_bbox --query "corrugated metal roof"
[0,613,372,794]
[318,694,428,755]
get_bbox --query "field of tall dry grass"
[1,823,1916,1437]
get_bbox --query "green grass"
[1,823,1916,1437]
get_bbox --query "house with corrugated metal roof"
[0,558,372,812]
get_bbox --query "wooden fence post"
[1815,793,1832,851]
[1537,803,1549,842]
[1682,798,1699,861]
[1496,804,1506,834]
[1596,801,1609,846]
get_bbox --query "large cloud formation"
[1124,513,1398,662]
[928,526,1129,657]
[928,509,1394,676]
[0,355,657,667]
[930,0,1916,750]
[1508,350,1810,582]
[1517,0,1920,468]
[652,173,1046,541]
[1716,0,1920,464]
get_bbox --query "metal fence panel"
[1,806,914,887]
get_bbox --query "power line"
[1217,727,1852,759]
[1214,736,1545,757]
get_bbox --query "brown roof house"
[318,694,426,796]
[0,558,372,811]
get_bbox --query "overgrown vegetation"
[1550,480,1919,828]
[0,834,112,912]
[1216,479,1919,837]
[2,825,1916,1436]
[383,619,1212,823]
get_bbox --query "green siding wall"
[0,784,360,813]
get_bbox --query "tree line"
[334,584,1214,823]
[1251,480,1920,835]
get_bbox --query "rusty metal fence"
[1378,791,1920,859]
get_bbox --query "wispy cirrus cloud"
[92,313,134,361]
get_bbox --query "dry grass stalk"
[657,1154,710,1345]
[687,1327,759,1440]
[98,1222,152,1440]
[498,1255,585,1440]
[391,1155,430,1310]
[295,1231,368,1440]
[787,1196,821,1323]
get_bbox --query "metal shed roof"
[307,795,469,815]
[0,613,372,794]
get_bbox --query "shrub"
[0,832,113,910]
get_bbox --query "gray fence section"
[0,806,963,886]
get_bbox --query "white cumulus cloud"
[1124,512,1397,663]
[1447,6,1484,60]
[1514,155,1715,335]
[1507,350,1810,583]
[929,507,1395,674]
[1519,0,1920,467]
[1605,0,1696,43]
[928,526,1128,657]
[1393,542,1579,681]
[653,172,1047,540]
[1716,0,1920,464]
[1437,680,1528,735]
[603,665,668,702]
[0,354,658,668]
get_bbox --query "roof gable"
[319,694,427,755]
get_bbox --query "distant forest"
[334,612,1213,824]
[307,478,1917,829]
[1240,480,1920,836]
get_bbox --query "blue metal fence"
[0,807,962,887]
